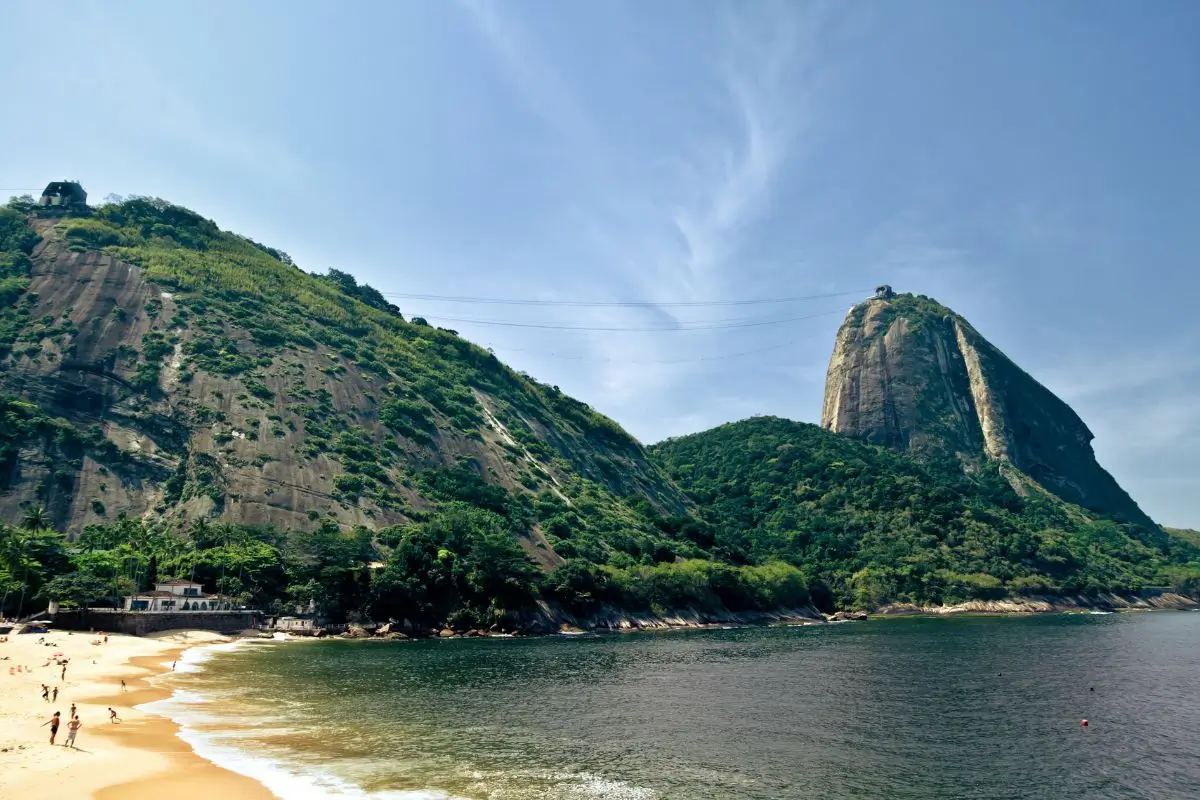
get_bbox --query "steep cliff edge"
[0,199,690,558]
[821,291,1158,531]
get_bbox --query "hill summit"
[820,288,1156,531]
[1,196,1196,624]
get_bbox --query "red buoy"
[1081,719,1088,727]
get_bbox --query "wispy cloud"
[457,1,832,412]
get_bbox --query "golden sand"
[0,626,274,799]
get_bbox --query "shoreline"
[90,645,276,800]
[4,598,1193,798]
[0,628,275,800]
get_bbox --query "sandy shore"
[0,625,274,799]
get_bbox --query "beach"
[0,625,274,799]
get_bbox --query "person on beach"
[65,715,81,748]
[52,686,58,702]
[70,702,76,718]
[120,679,127,691]
[108,707,121,723]
[61,663,66,680]
[42,711,61,744]
[40,684,49,702]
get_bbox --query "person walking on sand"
[61,662,66,680]
[52,686,58,702]
[42,711,61,744]
[40,684,49,702]
[120,679,127,692]
[108,707,120,723]
[65,715,81,748]
[69,702,76,719]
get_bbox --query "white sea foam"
[144,686,470,799]
[166,637,264,674]
[141,637,656,800]
[176,725,465,799]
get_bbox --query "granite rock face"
[821,291,1157,531]
[0,217,688,534]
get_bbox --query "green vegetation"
[0,207,42,359]
[2,195,1197,626]
[649,417,1200,610]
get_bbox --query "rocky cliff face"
[821,291,1158,531]
[0,211,688,539]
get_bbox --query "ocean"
[142,612,1200,799]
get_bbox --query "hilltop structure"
[37,181,88,216]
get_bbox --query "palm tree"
[1,527,34,620]
[21,506,50,532]
[0,525,21,617]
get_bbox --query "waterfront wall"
[52,609,263,635]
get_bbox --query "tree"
[0,524,67,618]
[21,506,50,531]
[36,572,109,609]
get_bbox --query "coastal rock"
[820,291,1158,530]
[438,628,456,638]
[872,591,1200,616]
[340,625,370,639]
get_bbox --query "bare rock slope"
[1,210,688,544]
[821,290,1157,531]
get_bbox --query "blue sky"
[1,1,1197,527]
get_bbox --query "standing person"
[65,715,81,748]
[120,679,127,692]
[69,702,76,719]
[61,662,66,681]
[41,711,61,744]
[108,707,120,723]
[52,686,58,702]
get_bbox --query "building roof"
[155,579,205,587]
[130,591,219,599]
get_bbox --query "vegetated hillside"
[821,291,1157,531]
[649,417,1200,609]
[1165,528,1200,550]
[0,197,691,540]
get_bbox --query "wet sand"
[0,628,274,799]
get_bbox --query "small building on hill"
[123,579,227,612]
[38,181,88,214]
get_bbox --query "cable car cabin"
[37,181,88,216]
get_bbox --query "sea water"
[143,613,1200,799]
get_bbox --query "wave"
[142,689,467,799]
[140,638,659,800]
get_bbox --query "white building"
[123,580,226,612]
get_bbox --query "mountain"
[2,195,1196,625]
[820,288,1158,531]
[649,416,1196,609]
[0,197,696,563]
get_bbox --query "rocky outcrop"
[0,217,690,534]
[821,292,1158,531]
[874,592,1199,616]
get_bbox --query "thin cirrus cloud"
[455,0,830,405]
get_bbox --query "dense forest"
[1,196,1197,627]
[649,417,1200,609]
